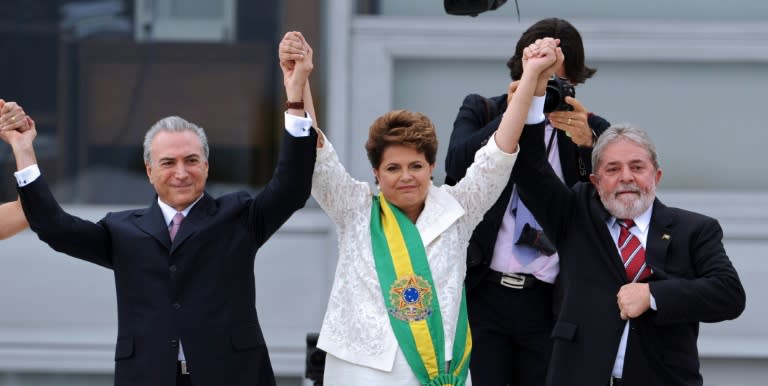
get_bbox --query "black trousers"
[467,276,555,386]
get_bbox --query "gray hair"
[591,123,659,173]
[142,116,209,164]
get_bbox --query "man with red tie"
[513,121,745,386]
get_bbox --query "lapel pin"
[661,234,670,240]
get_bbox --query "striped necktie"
[617,219,651,282]
[169,212,185,241]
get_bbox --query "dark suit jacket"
[18,130,318,386]
[444,93,610,290]
[512,122,746,386]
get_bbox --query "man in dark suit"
[0,33,318,386]
[513,117,746,385]
[444,18,610,385]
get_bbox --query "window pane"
[0,0,287,204]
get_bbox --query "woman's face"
[373,144,435,219]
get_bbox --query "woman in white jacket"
[280,31,562,386]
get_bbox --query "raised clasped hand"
[0,99,35,145]
[522,37,560,75]
[279,31,314,88]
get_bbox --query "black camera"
[544,76,575,113]
[305,333,326,385]
[444,0,507,16]
[515,223,556,256]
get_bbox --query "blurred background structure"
[0,0,766,385]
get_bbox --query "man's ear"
[589,173,598,186]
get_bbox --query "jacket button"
[170,339,178,349]
[172,302,181,310]
[169,265,177,272]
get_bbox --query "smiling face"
[373,144,435,221]
[145,130,209,211]
[589,139,662,219]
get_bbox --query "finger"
[1,115,28,132]
[0,101,15,115]
[508,80,520,94]
[280,35,303,49]
[5,116,32,133]
[548,115,572,130]
[280,53,304,62]
[286,36,305,52]
[282,31,302,41]
[17,116,32,132]
[21,116,35,133]
[9,103,25,118]
[297,32,308,47]
[554,47,565,65]
[523,46,534,58]
[0,111,18,127]
[564,96,586,112]
[279,41,304,55]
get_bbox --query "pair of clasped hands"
[0,99,35,148]
[507,38,595,148]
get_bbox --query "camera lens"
[544,76,575,113]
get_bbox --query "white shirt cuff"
[284,111,313,137]
[525,95,546,124]
[650,293,657,311]
[14,164,41,187]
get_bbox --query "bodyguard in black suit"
[0,33,318,386]
[513,116,746,385]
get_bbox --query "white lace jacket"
[312,135,518,372]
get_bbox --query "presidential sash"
[370,194,471,386]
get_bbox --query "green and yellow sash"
[370,194,471,386]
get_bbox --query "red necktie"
[169,212,185,241]
[617,219,651,282]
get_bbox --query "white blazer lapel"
[416,186,464,246]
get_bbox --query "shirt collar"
[608,203,654,233]
[157,194,204,225]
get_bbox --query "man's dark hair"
[506,18,596,85]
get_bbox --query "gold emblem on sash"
[388,275,433,322]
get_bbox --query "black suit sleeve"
[248,128,318,246]
[650,216,746,324]
[512,122,576,245]
[444,94,504,185]
[18,177,113,268]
